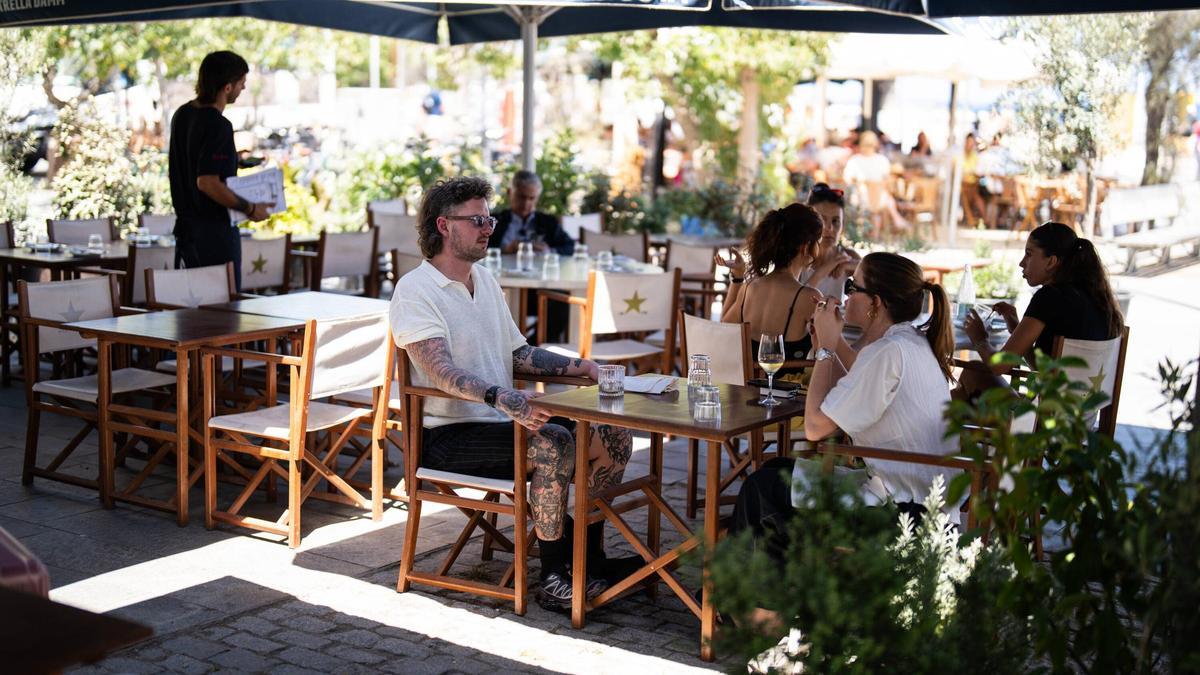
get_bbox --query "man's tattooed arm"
[512,344,594,378]
[407,337,550,429]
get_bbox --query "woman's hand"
[809,249,851,285]
[992,301,1019,331]
[714,247,747,279]
[963,308,987,344]
[813,296,844,351]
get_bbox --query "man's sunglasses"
[443,215,498,229]
[844,277,873,296]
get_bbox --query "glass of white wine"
[757,333,785,406]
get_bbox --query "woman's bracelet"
[730,276,743,284]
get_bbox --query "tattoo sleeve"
[512,344,584,376]
[406,337,494,402]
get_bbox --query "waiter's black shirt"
[168,102,236,237]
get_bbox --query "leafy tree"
[0,29,43,233]
[1139,11,1200,185]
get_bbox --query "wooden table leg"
[175,348,189,527]
[571,420,590,629]
[647,432,663,597]
[97,340,114,508]
[700,439,720,662]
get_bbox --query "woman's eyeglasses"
[443,215,498,230]
[844,277,872,296]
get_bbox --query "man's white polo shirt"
[389,260,527,428]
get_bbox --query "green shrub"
[341,135,446,215]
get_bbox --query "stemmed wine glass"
[757,333,785,406]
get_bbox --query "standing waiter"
[168,51,272,289]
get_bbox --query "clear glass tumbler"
[597,364,625,396]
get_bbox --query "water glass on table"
[541,252,560,280]
[597,364,625,396]
[757,333,785,407]
[687,354,711,396]
[693,384,721,421]
[595,250,614,271]
[573,244,589,263]
[516,241,535,272]
[485,247,503,275]
[86,234,104,254]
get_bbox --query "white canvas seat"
[240,236,291,293]
[314,229,380,297]
[334,381,401,409]
[33,367,176,403]
[208,400,373,440]
[579,229,649,262]
[47,217,116,245]
[123,244,175,306]
[146,263,235,308]
[138,213,176,236]
[539,269,681,373]
[414,467,516,495]
[560,213,602,241]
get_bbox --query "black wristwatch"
[484,385,501,408]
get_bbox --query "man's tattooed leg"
[586,423,633,492]
[526,423,575,540]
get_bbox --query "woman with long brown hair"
[960,221,1124,394]
[731,252,959,566]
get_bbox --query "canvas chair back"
[392,251,423,280]
[147,263,233,308]
[681,313,749,386]
[560,213,602,241]
[320,229,379,279]
[138,213,176,236]
[372,211,419,255]
[22,276,116,354]
[1055,327,1128,436]
[665,240,717,276]
[47,217,115,245]
[588,270,677,335]
[308,313,390,400]
[125,245,176,305]
[368,199,407,218]
[580,230,647,262]
[240,236,290,292]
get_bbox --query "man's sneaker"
[536,571,607,613]
[592,554,645,586]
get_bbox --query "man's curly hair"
[416,176,494,259]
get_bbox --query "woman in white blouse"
[730,252,957,564]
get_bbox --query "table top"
[649,234,745,249]
[207,291,390,321]
[68,308,303,349]
[531,379,804,442]
[0,243,130,267]
[491,254,662,291]
[900,250,991,274]
[0,585,152,672]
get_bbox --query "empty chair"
[370,208,419,284]
[18,275,176,495]
[138,213,176,237]
[240,235,292,294]
[579,230,649,263]
[146,263,238,309]
[202,314,392,547]
[560,213,602,241]
[47,217,117,245]
[312,229,380,297]
[120,244,177,307]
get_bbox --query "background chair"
[116,244,176,307]
[579,230,649,263]
[664,239,720,319]
[560,213,602,241]
[368,203,420,285]
[2,221,20,384]
[202,314,392,547]
[312,229,380,297]
[240,235,292,295]
[18,275,176,497]
[538,268,680,374]
[146,263,239,309]
[138,214,176,237]
[47,217,117,245]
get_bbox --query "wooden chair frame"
[311,228,381,298]
[46,217,118,245]
[202,319,391,548]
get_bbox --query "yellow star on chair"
[251,253,268,274]
[622,291,647,315]
[1088,366,1107,392]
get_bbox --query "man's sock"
[537,532,570,582]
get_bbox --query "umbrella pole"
[521,14,537,171]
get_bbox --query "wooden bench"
[1107,182,1200,271]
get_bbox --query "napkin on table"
[623,375,678,395]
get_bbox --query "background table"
[0,243,130,282]
[68,309,304,525]
[207,290,389,320]
[530,380,804,661]
[0,585,152,672]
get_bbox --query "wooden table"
[0,243,130,282]
[67,309,304,525]
[206,291,389,320]
[900,251,991,285]
[0,585,152,672]
[528,380,805,661]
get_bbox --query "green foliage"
[51,101,161,232]
[943,262,1021,300]
[341,136,447,214]
[946,351,1200,673]
[251,163,320,236]
[495,130,587,217]
[0,162,30,233]
[579,173,665,234]
[710,470,1026,672]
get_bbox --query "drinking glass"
[597,364,625,396]
[687,354,711,395]
[693,384,721,421]
[541,252,560,281]
[573,244,589,262]
[596,250,614,271]
[757,333,785,406]
[87,234,104,253]
[516,241,534,272]
[485,247,503,275]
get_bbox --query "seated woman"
[718,203,825,370]
[959,221,1124,396]
[731,252,958,565]
[800,183,860,299]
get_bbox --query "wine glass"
[757,333,785,406]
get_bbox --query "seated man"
[391,176,637,612]
[489,170,574,344]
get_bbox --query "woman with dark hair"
[960,221,1123,394]
[801,182,860,298]
[718,203,824,365]
[910,131,933,157]
[731,252,958,565]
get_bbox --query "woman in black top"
[959,221,1124,393]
